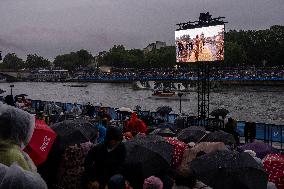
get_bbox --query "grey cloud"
[0,0,283,59]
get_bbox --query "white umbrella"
[117,107,133,113]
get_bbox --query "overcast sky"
[0,0,283,60]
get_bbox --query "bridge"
[0,70,31,81]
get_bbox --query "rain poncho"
[0,163,47,189]
[124,112,147,136]
[0,141,33,172]
[0,103,35,146]
[0,104,35,171]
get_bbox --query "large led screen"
[175,25,224,62]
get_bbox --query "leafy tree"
[103,45,128,67]
[53,53,77,70]
[76,49,94,67]
[25,54,51,69]
[144,46,176,68]
[1,53,24,70]
[225,26,284,67]
[126,49,145,68]
[157,46,176,67]
[53,49,93,70]
[224,41,247,67]
[145,50,160,68]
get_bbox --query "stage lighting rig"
[176,12,227,30]
[199,12,212,24]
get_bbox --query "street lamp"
[10,85,14,96]
[178,92,183,114]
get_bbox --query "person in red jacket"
[124,112,147,136]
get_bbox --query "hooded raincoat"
[0,103,36,172]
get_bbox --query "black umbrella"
[150,128,175,137]
[38,119,98,188]
[156,106,172,115]
[187,126,206,131]
[14,94,28,98]
[130,135,173,164]
[201,130,236,146]
[190,150,268,189]
[177,127,207,143]
[123,135,174,188]
[51,119,98,151]
[210,108,229,117]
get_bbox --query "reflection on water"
[0,82,284,125]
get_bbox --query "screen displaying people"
[175,25,224,62]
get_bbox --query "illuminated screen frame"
[175,24,224,63]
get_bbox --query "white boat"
[173,82,186,91]
[0,78,6,83]
[148,81,156,90]
[133,80,198,92]
[133,81,148,89]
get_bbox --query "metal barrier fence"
[236,121,284,149]
[31,100,283,149]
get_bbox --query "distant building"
[143,41,167,53]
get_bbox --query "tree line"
[0,25,283,71]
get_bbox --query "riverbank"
[217,80,284,86]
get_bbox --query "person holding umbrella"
[244,122,256,143]
[83,126,126,189]
[225,117,240,145]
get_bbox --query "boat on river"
[69,84,88,87]
[133,80,197,92]
[63,84,88,87]
[148,89,190,100]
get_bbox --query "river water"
[0,82,284,125]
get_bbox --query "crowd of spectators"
[74,67,284,81]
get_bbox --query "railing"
[76,75,284,81]
[185,117,284,150]
[30,100,283,149]
[236,121,284,150]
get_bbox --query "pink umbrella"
[263,153,284,189]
